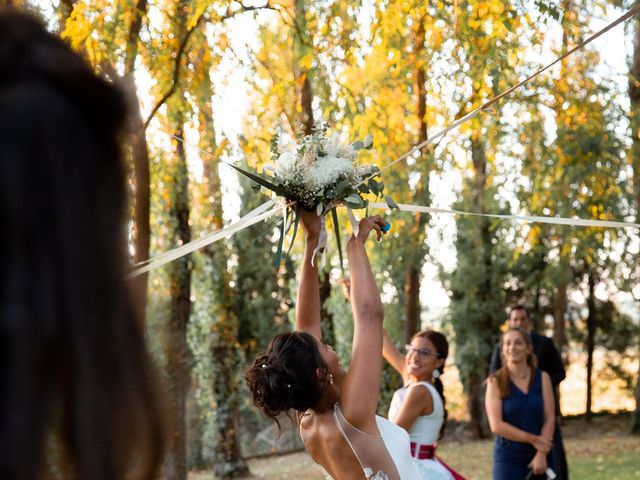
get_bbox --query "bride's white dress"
[388,382,455,480]
[333,404,420,480]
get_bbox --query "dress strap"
[333,404,401,480]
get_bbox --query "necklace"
[511,368,530,380]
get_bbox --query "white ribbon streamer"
[368,202,640,230]
[129,199,638,277]
[129,200,281,278]
[311,214,328,268]
[346,207,360,239]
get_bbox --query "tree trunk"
[186,376,204,469]
[466,370,489,438]
[585,271,596,422]
[123,0,150,327]
[403,10,431,342]
[403,265,421,342]
[126,76,151,325]
[628,9,640,437]
[164,125,192,480]
[196,47,250,478]
[632,338,640,434]
[553,282,568,357]
[294,0,314,136]
[56,0,77,31]
[467,135,491,438]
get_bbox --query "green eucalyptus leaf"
[363,133,374,149]
[316,202,324,216]
[351,140,364,150]
[285,207,295,234]
[368,179,380,196]
[385,195,399,210]
[345,198,364,209]
[345,193,363,204]
[336,179,351,197]
[331,208,345,277]
[286,205,301,256]
[225,162,287,196]
[273,220,285,267]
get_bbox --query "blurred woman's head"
[0,8,163,479]
[492,327,538,399]
[500,327,535,368]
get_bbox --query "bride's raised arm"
[295,211,322,338]
[340,216,388,431]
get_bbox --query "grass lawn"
[190,415,640,479]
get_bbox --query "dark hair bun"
[246,354,298,418]
[245,332,329,426]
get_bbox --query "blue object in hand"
[381,222,391,233]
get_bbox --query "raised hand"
[340,278,351,302]
[300,209,322,239]
[353,215,388,244]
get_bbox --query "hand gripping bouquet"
[230,125,398,269]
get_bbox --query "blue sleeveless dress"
[493,369,555,480]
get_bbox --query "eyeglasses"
[404,345,438,358]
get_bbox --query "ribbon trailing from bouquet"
[367,203,640,230]
[129,198,639,277]
[129,200,282,278]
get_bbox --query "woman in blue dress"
[485,327,556,479]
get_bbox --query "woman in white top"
[246,212,419,479]
[384,330,465,480]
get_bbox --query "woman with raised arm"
[246,212,419,479]
[382,328,464,480]
[485,328,555,479]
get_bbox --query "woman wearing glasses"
[383,330,465,480]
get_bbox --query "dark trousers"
[552,419,568,480]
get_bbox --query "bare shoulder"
[299,410,315,430]
[299,410,360,478]
[407,383,434,415]
[540,370,552,386]
[485,375,499,393]
[299,410,340,448]
[407,383,433,402]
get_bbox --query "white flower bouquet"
[230,125,397,267]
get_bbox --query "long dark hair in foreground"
[0,8,164,479]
